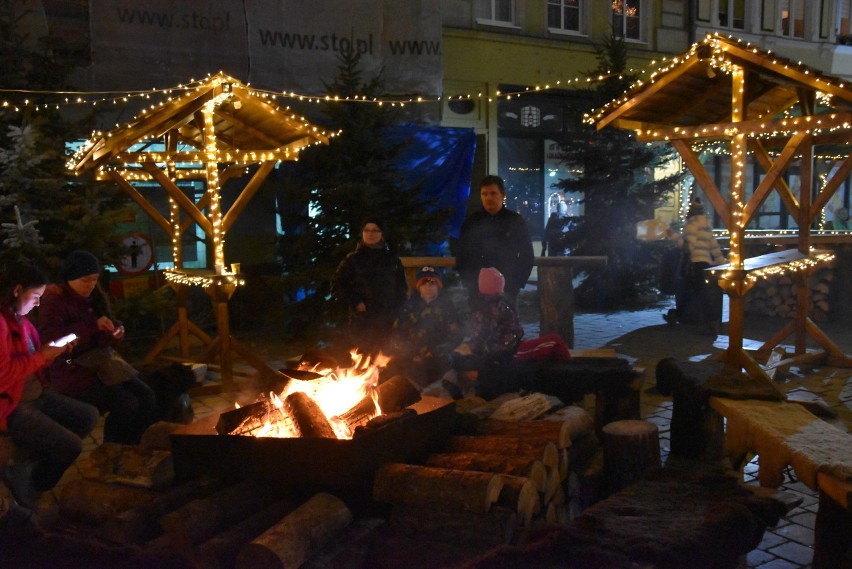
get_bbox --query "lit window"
[547,0,582,33]
[612,0,642,41]
[718,0,746,30]
[773,0,804,38]
[476,0,516,24]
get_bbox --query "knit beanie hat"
[478,267,505,296]
[415,266,442,289]
[686,199,705,218]
[59,250,101,282]
[360,216,386,234]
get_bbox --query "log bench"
[461,467,795,569]
[709,396,852,569]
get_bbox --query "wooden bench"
[709,396,852,568]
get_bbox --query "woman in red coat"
[1,262,98,512]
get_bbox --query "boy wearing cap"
[386,266,463,390]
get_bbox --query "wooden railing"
[400,256,607,348]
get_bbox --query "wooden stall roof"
[72,72,331,174]
[589,33,852,140]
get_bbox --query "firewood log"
[58,479,158,526]
[496,475,539,526]
[302,517,385,569]
[160,479,282,549]
[473,418,572,448]
[286,391,337,438]
[194,499,296,569]
[425,452,547,492]
[373,463,503,514]
[337,375,421,430]
[541,405,595,441]
[445,435,560,471]
[235,493,353,569]
[103,477,223,543]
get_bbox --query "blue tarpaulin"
[384,124,476,240]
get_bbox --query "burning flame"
[233,350,387,439]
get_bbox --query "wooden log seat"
[709,396,852,569]
[460,468,793,569]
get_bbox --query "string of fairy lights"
[3,32,852,290]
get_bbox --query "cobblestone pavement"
[9,290,851,569]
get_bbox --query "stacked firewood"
[368,394,601,569]
[744,267,834,320]
[51,422,384,569]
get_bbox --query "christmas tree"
[553,34,685,307]
[276,50,451,326]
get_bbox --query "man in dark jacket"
[456,175,534,305]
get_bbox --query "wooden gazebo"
[71,72,331,390]
[591,33,852,381]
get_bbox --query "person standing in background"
[664,200,726,334]
[331,217,408,356]
[456,175,534,307]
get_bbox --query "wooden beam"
[213,109,284,149]
[743,132,808,224]
[723,41,852,105]
[222,162,275,233]
[107,171,172,234]
[596,56,703,131]
[810,154,852,224]
[81,88,219,172]
[748,140,801,219]
[633,112,852,143]
[142,160,213,236]
[671,140,731,223]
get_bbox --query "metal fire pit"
[170,398,456,490]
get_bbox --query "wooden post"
[537,263,574,348]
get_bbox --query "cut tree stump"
[373,463,503,514]
[236,492,353,569]
[601,419,661,494]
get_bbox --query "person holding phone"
[0,262,99,514]
[37,250,156,445]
